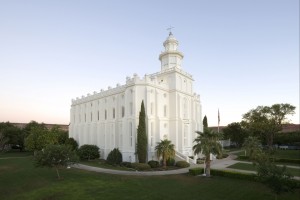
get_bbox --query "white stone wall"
[69,33,202,162]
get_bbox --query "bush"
[77,144,100,160]
[120,162,132,168]
[148,160,159,168]
[176,161,190,168]
[217,153,229,159]
[189,167,203,176]
[106,148,122,165]
[166,158,175,166]
[131,163,151,171]
[65,137,78,150]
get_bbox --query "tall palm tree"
[193,128,222,177]
[155,139,175,168]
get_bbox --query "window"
[130,122,133,147]
[85,113,86,122]
[150,122,154,147]
[113,108,115,119]
[79,114,81,123]
[122,106,125,117]
[105,110,107,120]
[91,112,92,122]
[184,125,188,146]
[164,105,167,117]
[130,102,133,115]
[97,111,99,121]
[150,102,153,115]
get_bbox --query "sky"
[0,0,299,126]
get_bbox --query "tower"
[159,31,184,71]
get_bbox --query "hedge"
[237,155,300,164]
[148,160,159,168]
[189,168,257,181]
[131,163,151,171]
[189,168,300,188]
[175,161,190,168]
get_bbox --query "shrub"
[65,137,78,150]
[77,144,100,160]
[148,160,159,168]
[176,161,190,168]
[131,163,151,171]
[106,148,122,165]
[217,153,229,159]
[166,158,175,166]
[120,162,132,168]
[189,167,203,176]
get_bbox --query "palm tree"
[155,139,175,168]
[193,128,222,177]
[243,136,262,160]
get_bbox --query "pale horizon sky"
[0,0,299,127]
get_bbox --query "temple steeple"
[159,32,184,71]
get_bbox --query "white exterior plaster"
[69,33,202,162]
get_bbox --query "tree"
[106,148,123,165]
[0,122,23,151]
[0,131,9,152]
[35,144,78,179]
[193,128,222,177]
[155,139,175,168]
[24,127,49,155]
[242,103,295,149]
[223,122,248,147]
[242,136,262,160]
[256,158,296,200]
[137,101,147,163]
[203,115,208,129]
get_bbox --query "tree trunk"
[163,158,167,169]
[55,167,61,179]
[206,157,211,177]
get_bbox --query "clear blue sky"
[0,0,299,126]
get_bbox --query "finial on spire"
[167,26,174,35]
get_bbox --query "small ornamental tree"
[203,115,208,129]
[106,148,123,165]
[35,144,79,179]
[137,101,147,163]
[77,144,100,160]
[25,127,49,156]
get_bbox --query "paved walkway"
[73,151,300,179]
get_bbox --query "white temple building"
[69,32,202,162]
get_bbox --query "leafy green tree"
[155,139,175,168]
[242,104,295,149]
[242,136,262,160]
[137,101,147,163]
[0,122,23,151]
[223,122,248,147]
[24,127,49,155]
[193,128,222,177]
[35,144,78,179]
[203,115,208,129]
[255,153,296,200]
[0,131,9,151]
[77,144,100,160]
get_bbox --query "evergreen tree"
[137,101,147,163]
[203,115,208,129]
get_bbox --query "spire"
[159,30,184,71]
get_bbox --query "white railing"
[175,150,196,164]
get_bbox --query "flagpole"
[218,108,220,133]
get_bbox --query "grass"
[227,162,300,177]
[0,152,299,200]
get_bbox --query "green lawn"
[227,162,300,177]
[0,153,299,200]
